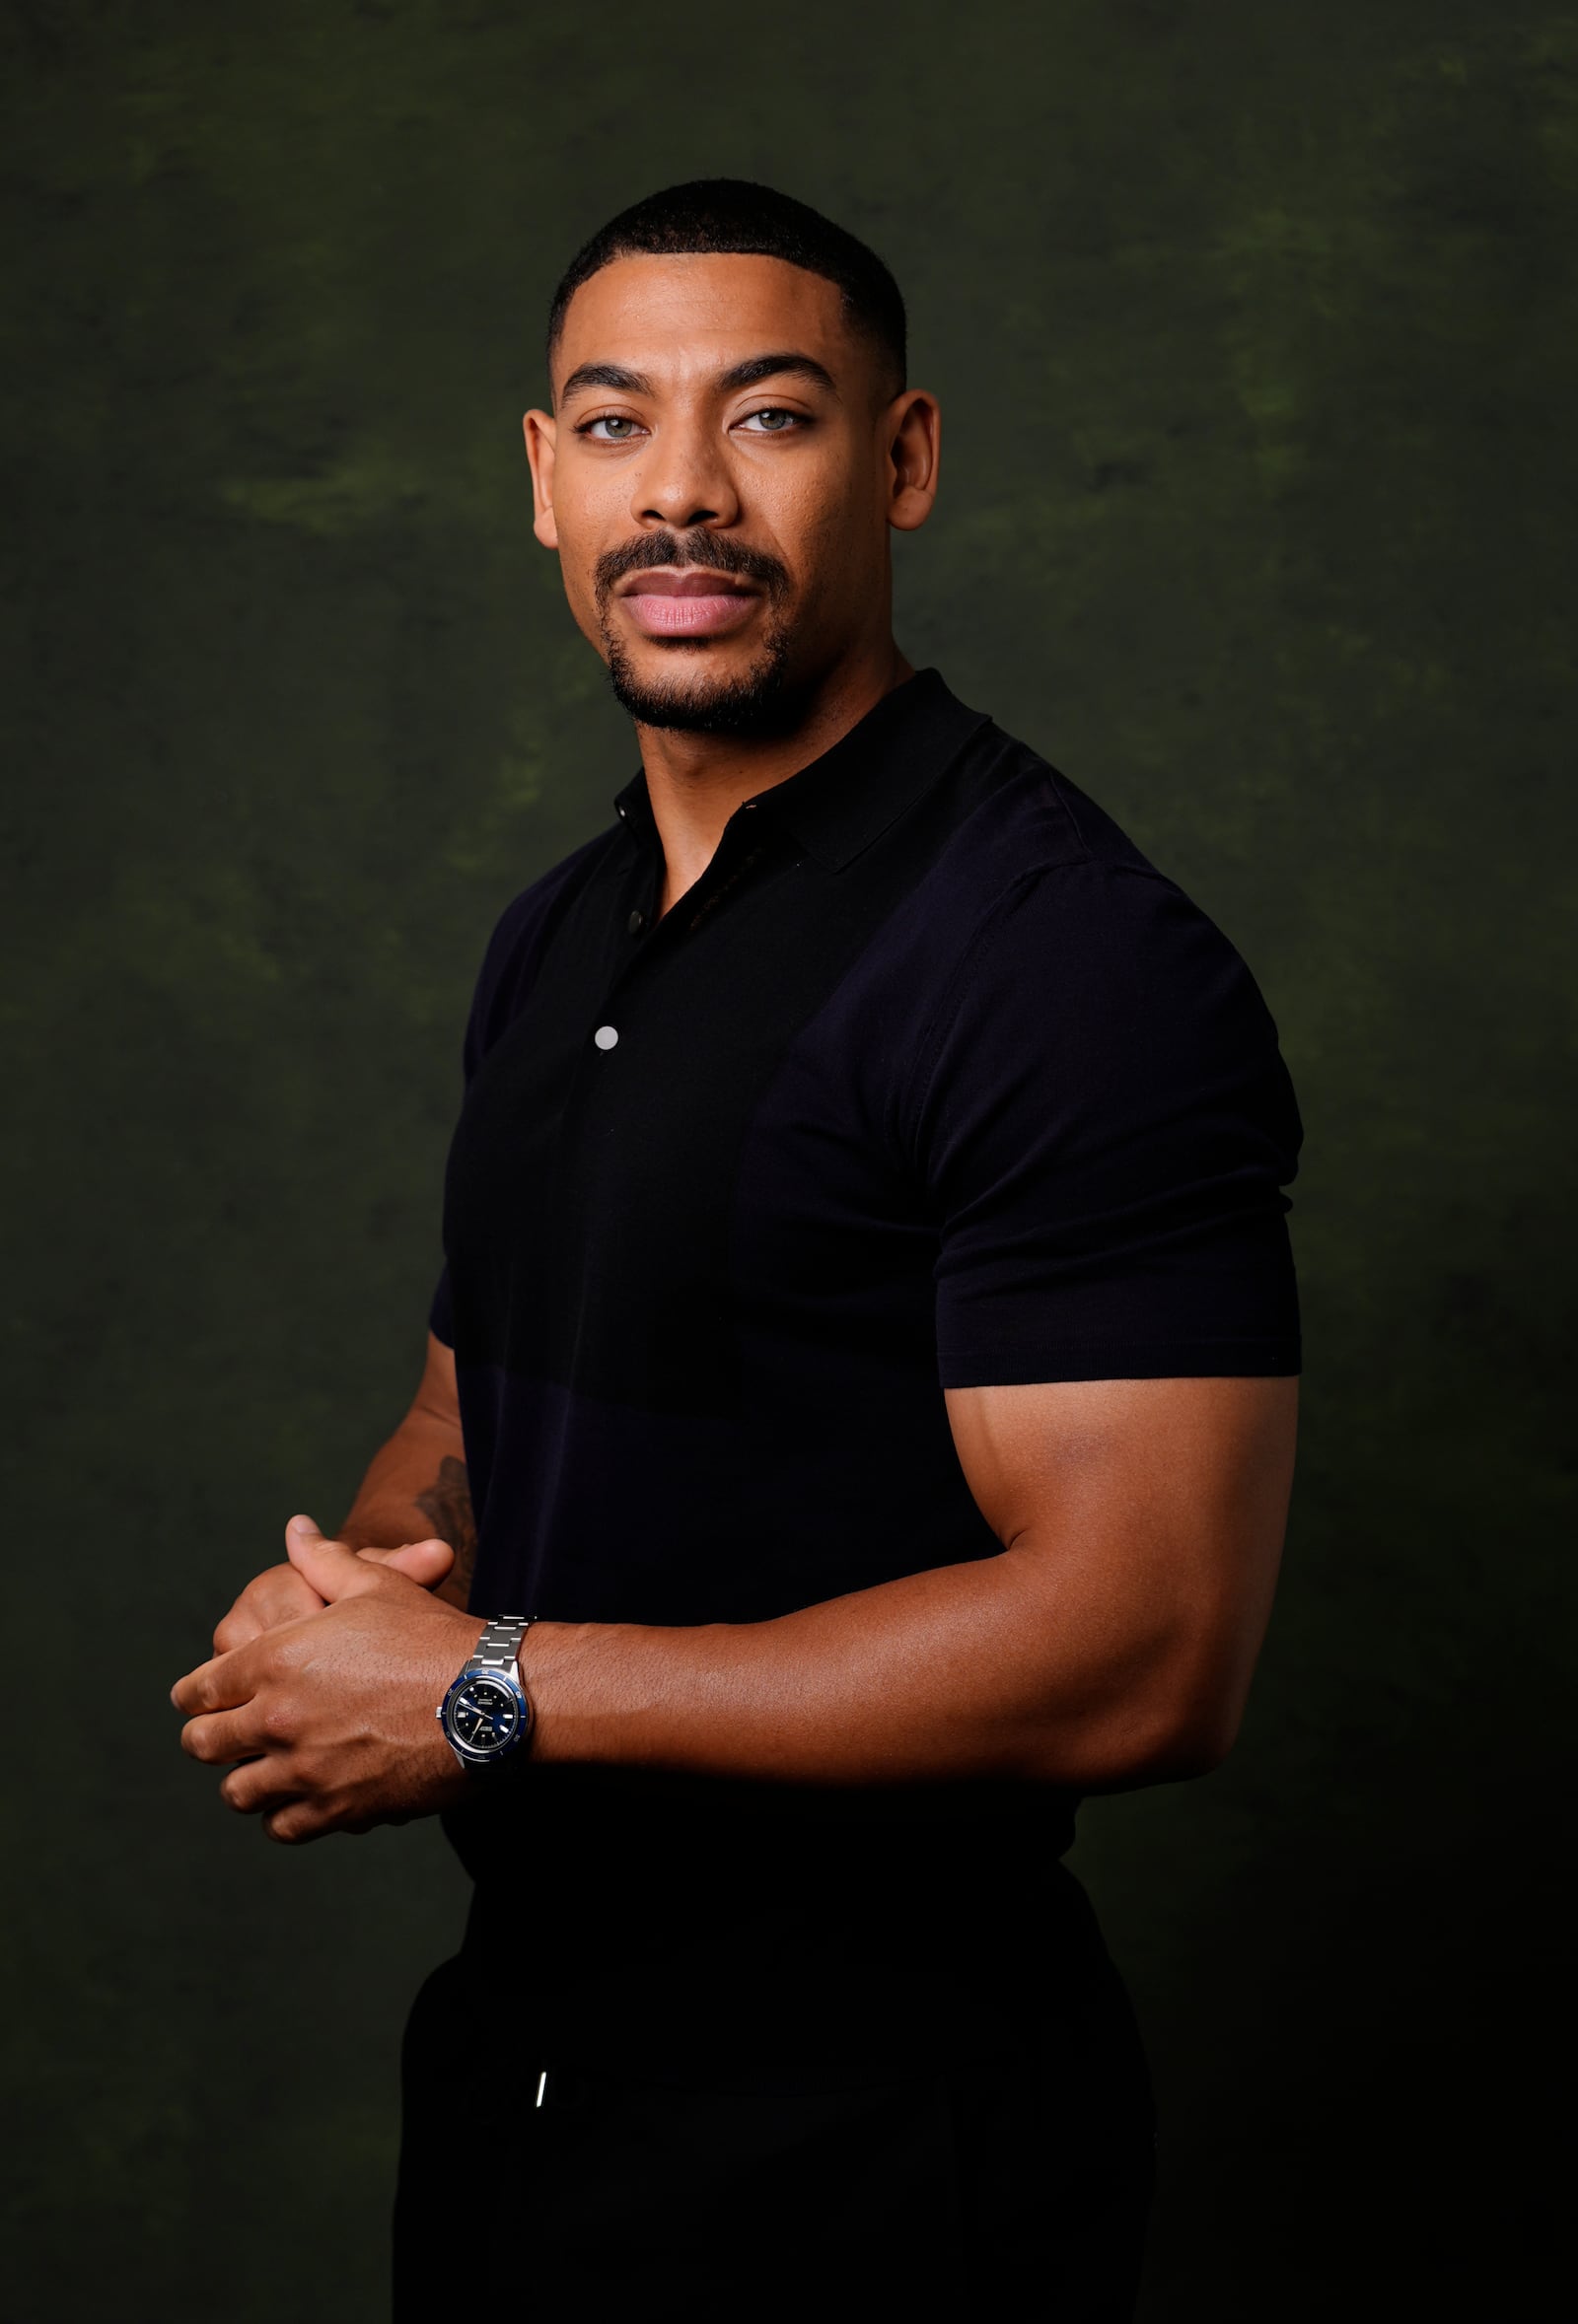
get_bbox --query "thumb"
[362,1537,456,1590]
[284,1514,384,1602]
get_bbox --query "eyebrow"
[557,350,840,406]
[717,352,839,396]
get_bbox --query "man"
[173,179,1302,2319]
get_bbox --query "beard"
[594,528,812,739]
[604,617,805,737]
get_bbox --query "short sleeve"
[910,861,1303,1387]
[428,1264,456,1349]
[425,889,534,1357]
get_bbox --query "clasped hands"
[170,1517,487,1845]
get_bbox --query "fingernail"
[289,1514,319,1534]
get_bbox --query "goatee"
[595,527,808,739]
[604,621,808,738]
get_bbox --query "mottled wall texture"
[4,3,1570,2317]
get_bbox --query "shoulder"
[892,721,1300,1153]
[937,717,1160,887]
[906,714,1220,992]
[905,719,1279,1050]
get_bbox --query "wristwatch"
[437,1615,538,1772]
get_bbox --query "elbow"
[1090,1708,1239,1790]
[1145,1702,1240,1782]
[1029,1660,1248,1791]
[1139,1651,1252,1781]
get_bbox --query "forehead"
[552,251,855,395]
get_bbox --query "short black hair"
[546,177,906,400]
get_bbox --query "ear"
[523,407,559,549]
[886,388,941,533]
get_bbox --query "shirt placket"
[584,798,776,1055]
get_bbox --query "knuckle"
[259,1695,296,1744]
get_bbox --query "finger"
[171,1639,260,1717]
[214,1571,325,1655]
[263,1799,330,1845]
[369,1537,456,1588]
[212,1609,263,1654]
[221,1756,304,1816]
[179,1700,275,1765]
[284,1514,388,1604]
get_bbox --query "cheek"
[550,514,612,639]
[549,465,632,611]
[790,485,880,619]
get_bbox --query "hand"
[211,1517,457,1653]
[172,1518,485,1845]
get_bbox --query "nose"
[630,413,740,533]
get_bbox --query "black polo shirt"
[430,666,1301,2080]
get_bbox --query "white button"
[593,1024,618,1050]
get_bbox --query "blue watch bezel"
[437,1661,533,1769]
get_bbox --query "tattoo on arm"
[415,1455,477,1607]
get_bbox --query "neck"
[635,637,914,919]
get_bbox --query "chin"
[604,625,807,739]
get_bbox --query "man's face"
[525,252,925,736]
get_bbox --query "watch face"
[447,1675,524,1759]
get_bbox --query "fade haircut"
[546,178,907,403]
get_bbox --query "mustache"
[594,528,790,599]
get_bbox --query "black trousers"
[392,1933,1157,2320]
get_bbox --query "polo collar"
[610,668,991,876]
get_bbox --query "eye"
[738,407,807,434]
[578,414,645,441]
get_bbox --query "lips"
[617,568,760,640]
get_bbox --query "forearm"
[523,1539,1223,1795]
[338,1417,475,1609]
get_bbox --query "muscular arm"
[178,1372,1297,1841]
[336,1333,476,1610]
[523,1374,1297,1792]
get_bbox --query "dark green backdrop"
[4,4,1570,2317]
